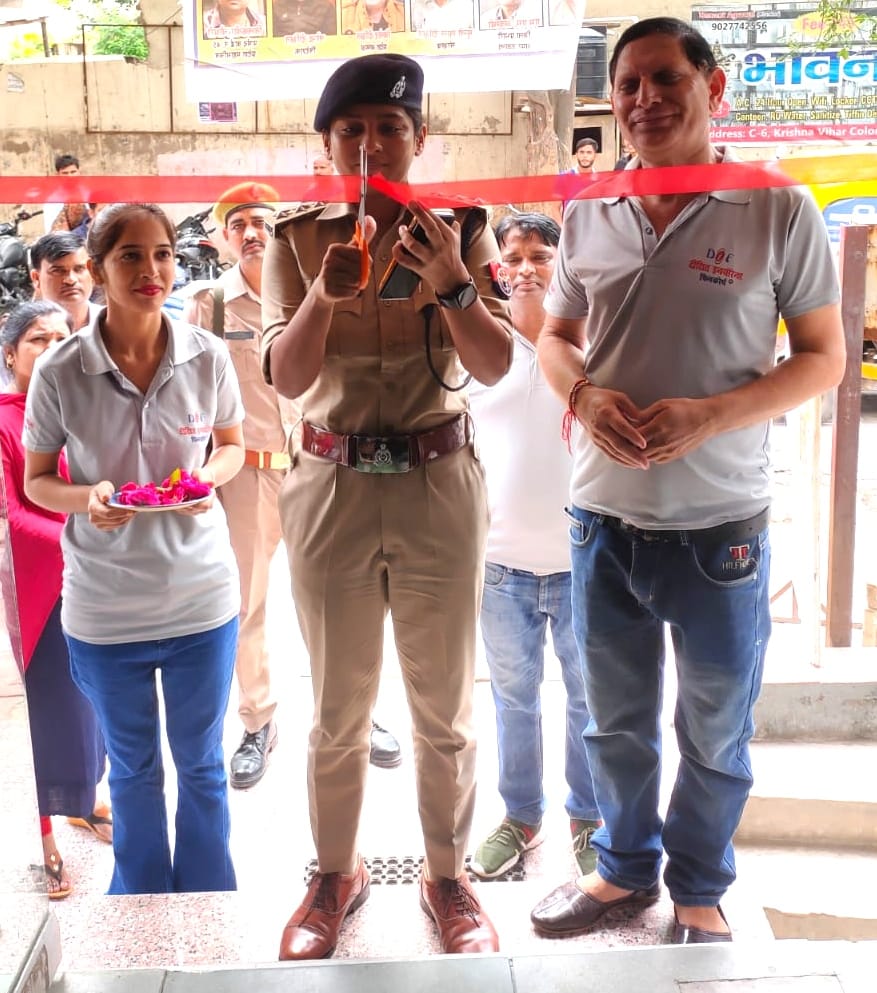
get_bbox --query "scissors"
[354,143,371,289]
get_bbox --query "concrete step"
[48,867,774,975]
[736,844,877,941]
[738,741,877,847]
[752,649,877,740]
[47,936,877,993]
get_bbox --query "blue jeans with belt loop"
[480,563,598,827]
[566,505,771,906]
[66,618,238,895]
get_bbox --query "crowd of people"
[0,15,845,961]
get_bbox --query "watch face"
[458,280,478,309]
[437,278,477,309]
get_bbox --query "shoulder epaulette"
[271,201,326,235]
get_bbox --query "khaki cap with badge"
[212,182,279,229]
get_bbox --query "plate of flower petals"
[108,468,213,512]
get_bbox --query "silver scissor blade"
[359,145,367,227]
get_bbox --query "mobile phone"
[377,208,456,300]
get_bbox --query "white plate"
[107,492,210,513]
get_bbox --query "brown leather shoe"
[530,880,660,936]
[278,859,370,960]
[420,873,500,954]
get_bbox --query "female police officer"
[261,53,513,958]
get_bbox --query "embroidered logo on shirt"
[688,246,744,287]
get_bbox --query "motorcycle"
[0,208,42,315]
[174,209,224,286]
[163,209,229,321]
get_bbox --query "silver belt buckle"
[353,435,411,473]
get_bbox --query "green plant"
[788,1,877,55]
[93,21,149,60]
[8,32,46,59]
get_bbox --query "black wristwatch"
[435,278,478,310]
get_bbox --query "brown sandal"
[30,852,73,900]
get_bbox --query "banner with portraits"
[183,0,587,102]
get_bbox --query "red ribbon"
[0,154,872,206]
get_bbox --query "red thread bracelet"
[561,376,592,450]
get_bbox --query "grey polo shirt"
[546,146,839,529]
[23,313,244,644]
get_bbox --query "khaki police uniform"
[186,264,298,733]
[261,201,513,879]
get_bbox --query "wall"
[0,0,551,234]
[6,0,859,236]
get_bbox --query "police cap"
[313,54,424,131]
[212,181,279,229]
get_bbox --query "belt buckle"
[353,435,410,473]
[621,518,658,541]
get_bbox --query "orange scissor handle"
[354,221,371,290]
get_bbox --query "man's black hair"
[494,212,560,250]
[30,232,87,272]
[54,153,80,172]
[609,17,718,83]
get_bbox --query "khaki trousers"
[280,445,488,879]
[219,464,284,732]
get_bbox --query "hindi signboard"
[183,0,587,103]
[693,2,877,144]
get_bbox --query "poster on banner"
[693,2,877,144]
[183,0,586,103]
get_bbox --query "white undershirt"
[469,331,572,574]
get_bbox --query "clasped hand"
[575,390,714,470]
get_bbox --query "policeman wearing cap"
[184,183,298,790]
[261,53,513,959]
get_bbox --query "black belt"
[600,507,770,544]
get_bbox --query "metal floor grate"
[304,855,526,885]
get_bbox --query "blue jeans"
[66,619,238,895]
[567,507,771,906]
[480,562,598,827]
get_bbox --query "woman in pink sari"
[0,300,108,899]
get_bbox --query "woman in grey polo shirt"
[23,203,246,895]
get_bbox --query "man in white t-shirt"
[468,213,598,881]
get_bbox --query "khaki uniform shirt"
[186,263,298,453]
[260,202,513,436]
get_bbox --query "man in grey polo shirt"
[530,17,845,945]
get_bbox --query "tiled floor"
[3,413,876,989]
[32,574,788,972]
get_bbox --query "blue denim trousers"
[566,506,771,906]
[480,562,598,827]
[66,618,238,895]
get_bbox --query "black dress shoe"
[530,880,661,936]
[672,905,732,944]
[369,720,401,768]
[229,721,278,790]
